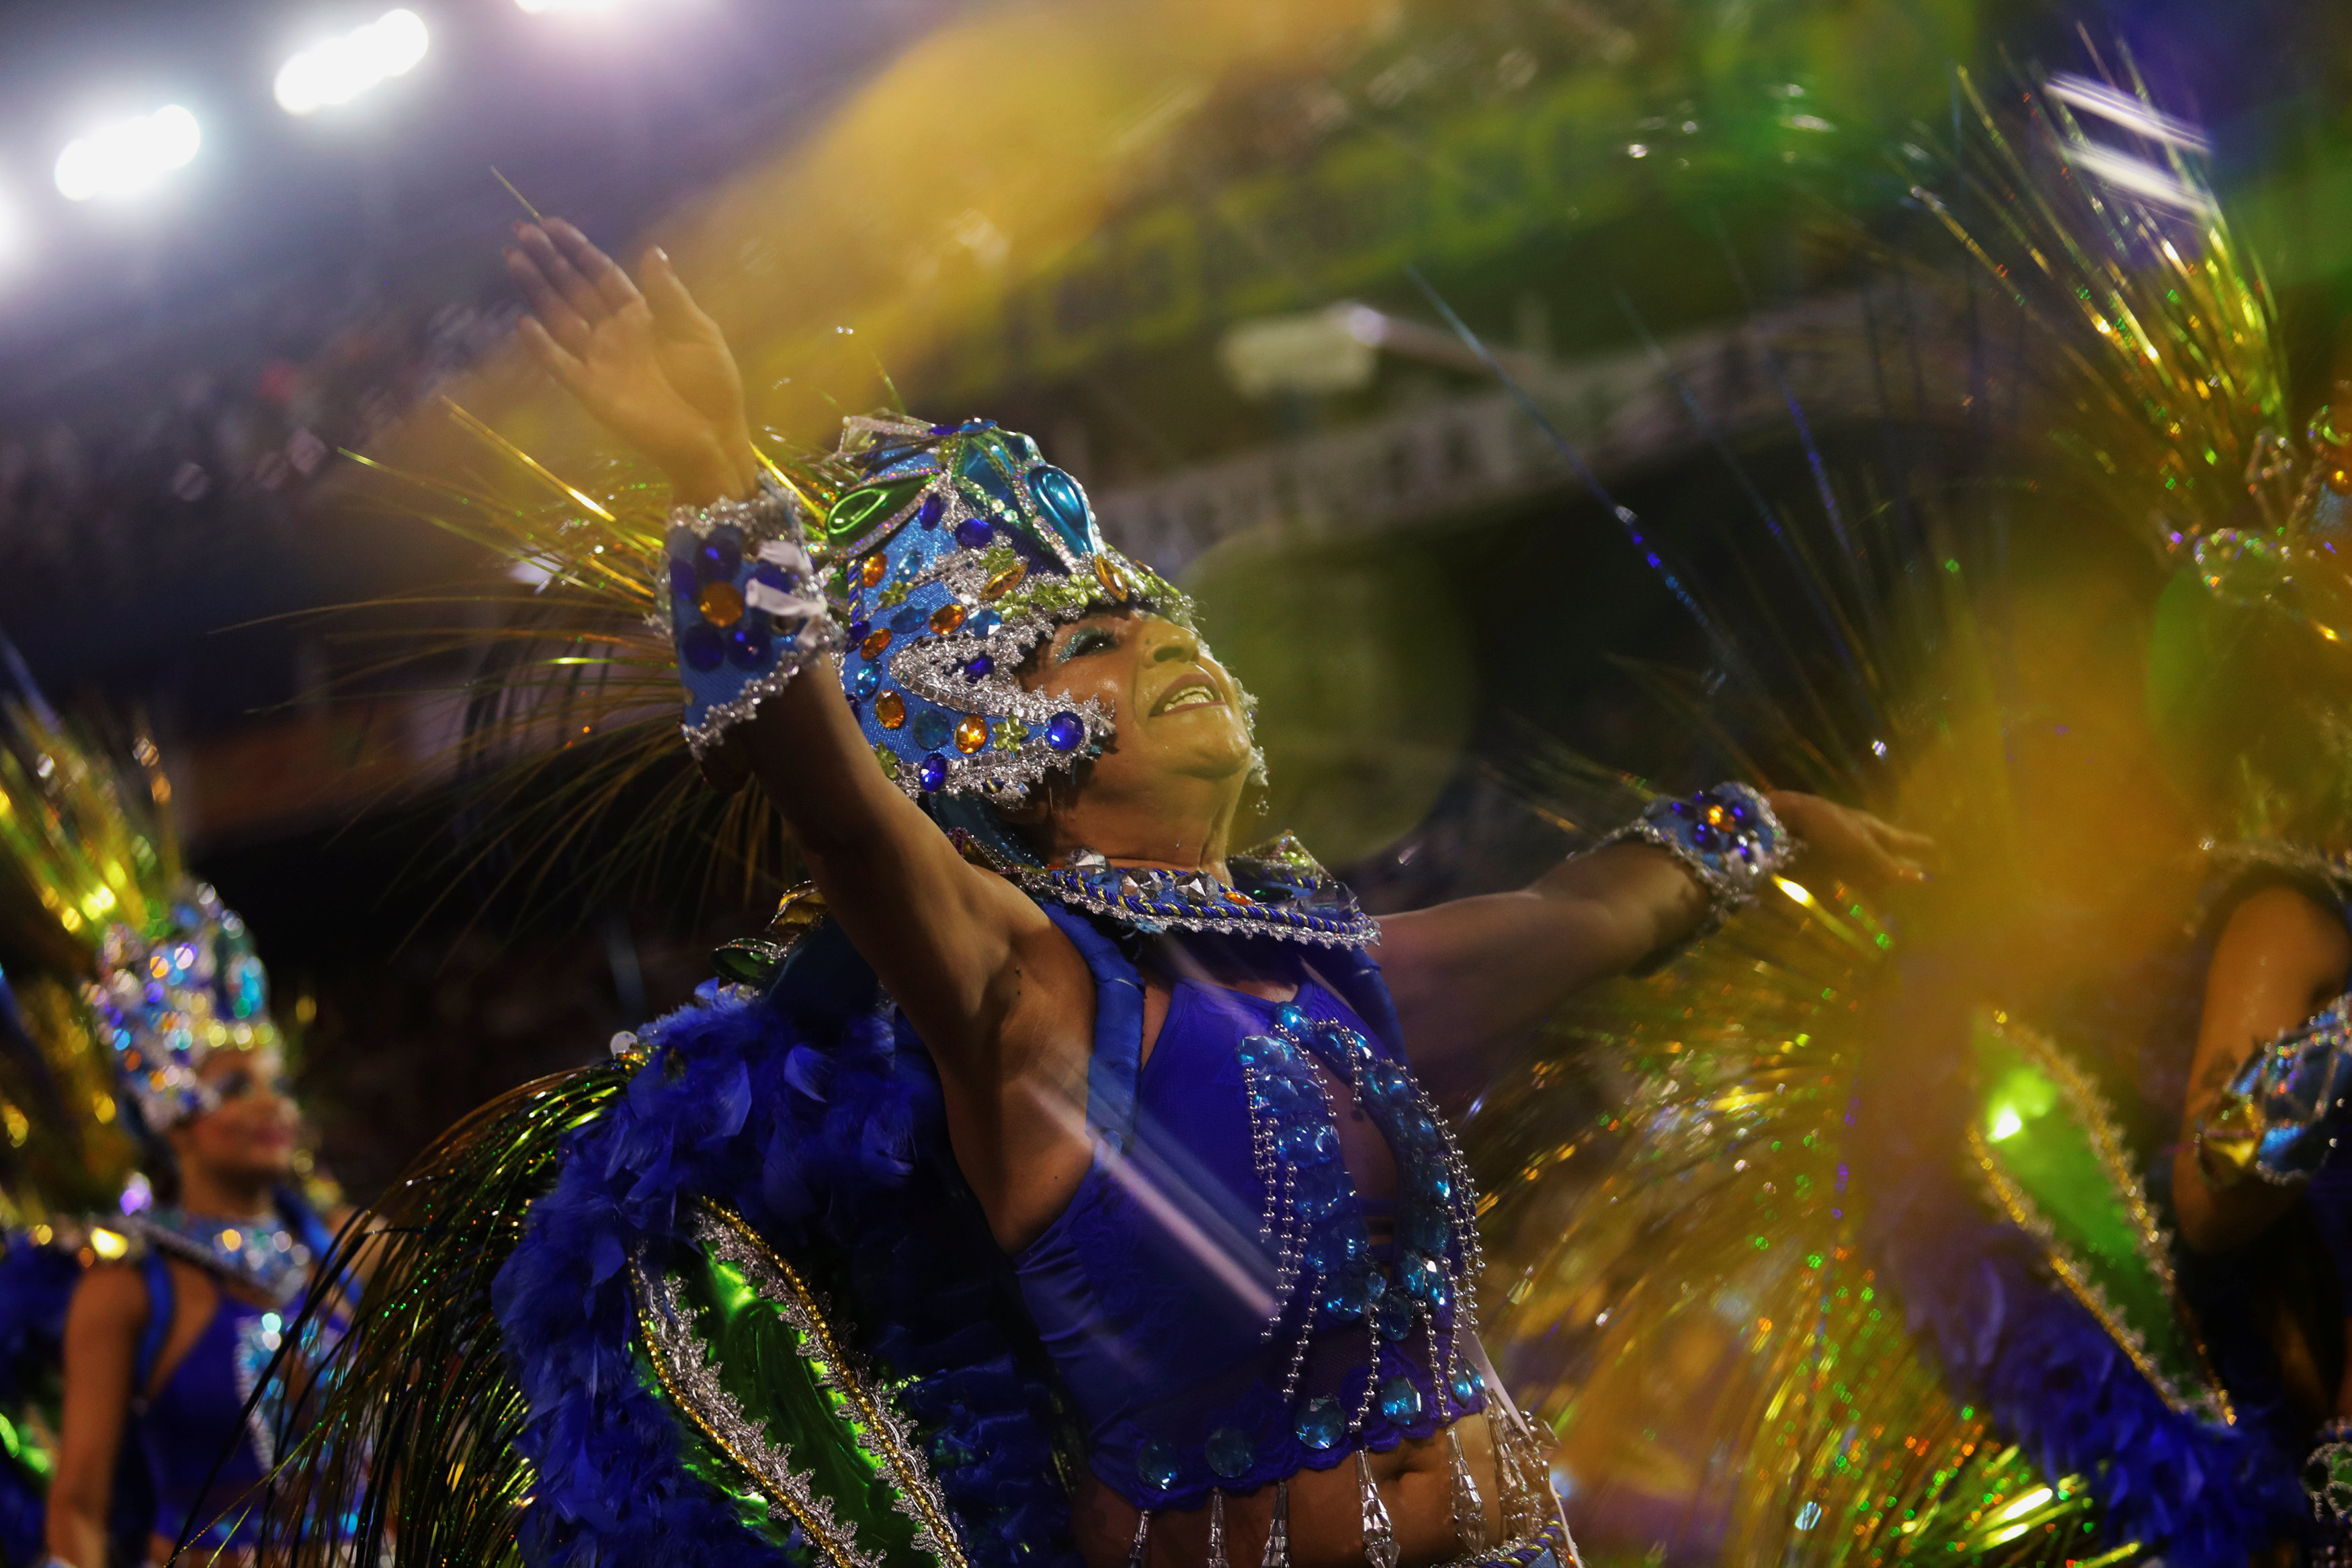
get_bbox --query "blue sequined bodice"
[1012,941,1485,1511]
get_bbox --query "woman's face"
[169,1049,299,1189]
[1023,610,1255,791]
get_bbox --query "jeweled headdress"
[0,698,282,1142]
[820,415,1202,801]
[86,883,279,1132]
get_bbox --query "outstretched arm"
[1374,791,1929,1086]
[505,223,1094,1244]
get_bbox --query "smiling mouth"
[1151,676,1226,717]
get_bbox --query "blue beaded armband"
[663,479,841,758]
[2195,993,2352,1188]
[1596,782,1794,943]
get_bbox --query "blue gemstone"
[1402,1209,1448,1255]
[953,517,993,550]
[681,623,725,672]
[1402,1252,1443,1303]
[1273,1003,1310,1037]
[669,557,698,599]
[1205,1426,1254,1479]
[1044,711,1085,752]
[851,664,882,699]
[918,753,948,793]
[890,606,925,632]
[969,608,1003,636]
[1450,1366,1481,1407]
[1369,1063,1412,1102]
[727,623,770,667]
[1378,1376,1423,1424]
[1025,464,1096,555]
[1235,1035,1269,1068]
[696,527,743,581]
[1277,1119,1335,1162]
[1294,1396,1344,1451]
[1295,1172,1345,1221]
[909,709,953,750]
[847,619,871,646]
[916,493,945,528]
[1307,1223,1368,1274]
[752,562,798,595]
[963,655,995,683]
[1137,1439,1180,1492]
[1378,1297,1413,1341]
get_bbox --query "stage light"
[54,105,202,203]
[276,9,431,117]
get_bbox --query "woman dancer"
[435,217,1921,1568]
[0,712,349,1568]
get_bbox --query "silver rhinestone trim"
[679,620,847,761]
[1592,782,1794,943]
[688,1205,966,1568]
[629,1201,964,1568]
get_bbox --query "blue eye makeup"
[1056,626,1118,662]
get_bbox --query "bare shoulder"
[2215,883,2352,977]
[67,1261,149,1336]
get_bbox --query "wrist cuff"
[2195,996,2352,1189]
[662,478,841,758]
[1598,782,1796,952]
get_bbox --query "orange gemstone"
[955,714,989,754]
[981,562,1027,600]
[860,554,888,587]
[2330,467,2352,496]
[860,627,893,660]
[930,603,968,635]
[874,691,906,729]
[1091,555,1130,602]
[697,582,745,627]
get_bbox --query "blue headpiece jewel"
[819,415,1215,802]
[88,883,281,1132]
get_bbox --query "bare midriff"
[1069,1412,1505,1568]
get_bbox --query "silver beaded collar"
[1011,832,1380,950]
[128,1207,312,1305]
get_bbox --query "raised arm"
[506,222,1093,1239]
[1375,789,1930,1084]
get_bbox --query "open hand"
[506,219,756,501]
[1766,791,1933,887]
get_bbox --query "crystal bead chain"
[1239,1059,1281,1244]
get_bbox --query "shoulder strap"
[1040,904,1146,1154]
[1310,943,1408,1059]
[132,1248,173,1396]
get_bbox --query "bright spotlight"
[54,105,202,203]
[276,9,430,116]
